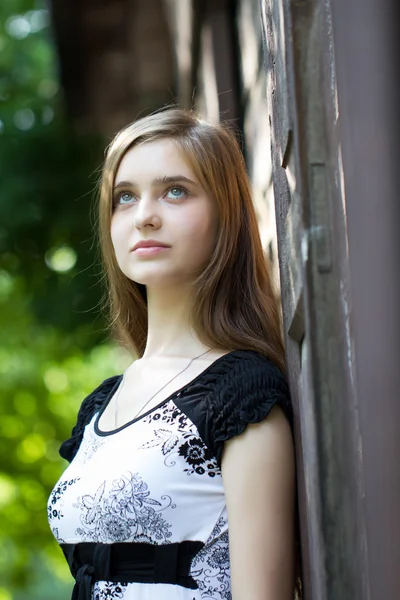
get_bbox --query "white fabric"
[47,398,231,600]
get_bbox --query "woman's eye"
[166,187,186,200]
[118,192,134,204]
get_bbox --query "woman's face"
[111,138,219,289]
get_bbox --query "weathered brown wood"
[50,0,175,134]
[329,0,400,597]
[262,0,370,598]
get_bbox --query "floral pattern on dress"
[143,399,190,428]
[50,527,66,543]
[71,471,175,543]
[190,517,231,600]
[141,403,221,478]
[48,477,81,522]
[93,581,129,599]
[178,436,220,477]
[75,418,107,465]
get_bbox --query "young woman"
[47,108,297,600]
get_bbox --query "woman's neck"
[142,284,208,359]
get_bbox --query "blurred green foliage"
[0,1,130,598]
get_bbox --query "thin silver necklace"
[114,348,213,429]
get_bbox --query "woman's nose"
[133,195,161,229]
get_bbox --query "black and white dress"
[47,349,292,600]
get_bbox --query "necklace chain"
[114,348,213,429]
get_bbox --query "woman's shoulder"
[209,348,291,415]
[181,349,292,466]
[58,374,122,463]
[204,349,288,392]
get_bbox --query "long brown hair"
[98,108,285,373]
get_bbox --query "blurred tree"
[0,0,106,340]
[0,1,130,598]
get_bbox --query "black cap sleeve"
[59,375,121,462]
[210,356,293,466]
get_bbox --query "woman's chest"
[48,405,223,544]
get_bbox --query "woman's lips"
[133,246,170,256]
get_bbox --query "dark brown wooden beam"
[50,0,175,134]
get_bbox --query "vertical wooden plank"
[261,1,315,597]
[261,0,370,598]
[330,0,400,597]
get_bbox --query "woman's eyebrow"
[113,175,199,190]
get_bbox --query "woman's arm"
[221,404,296,600]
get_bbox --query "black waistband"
[60,540,204,600]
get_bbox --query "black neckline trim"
[93,349,245,437]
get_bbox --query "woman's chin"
[125,269,193,290]
[124,270,176,287]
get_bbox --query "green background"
[0,1,130,597]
